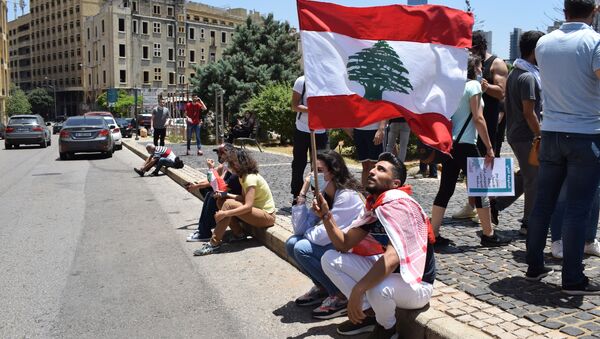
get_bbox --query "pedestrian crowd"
[133,1,600,338]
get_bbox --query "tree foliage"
[244,83,294,144]
[27,88,54,119]
[7,86,32,116]
[96,90,142,117]
[191,14,301,120]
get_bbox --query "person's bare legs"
[431,205,446,237]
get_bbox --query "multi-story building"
[82,0,257,114]
[7,0,256,116]
[0,0,8,123]
[481,30,493,54]
[509,28,522,62]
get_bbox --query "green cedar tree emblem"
[347,40,413,101]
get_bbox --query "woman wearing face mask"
[194,148,276,256]
[430,54,512,248]
[286,150,363,320]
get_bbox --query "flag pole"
[310,130,321,204]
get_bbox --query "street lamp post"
[44,77,57,120]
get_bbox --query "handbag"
[416,114,473,164]
[528,138,540,166]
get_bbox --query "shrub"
[244,83,295,144]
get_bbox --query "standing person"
[287,151,364,320]
[417,161,437,179]
[291,75,328,206]
[151,97,170,146]
[526,0,600,295]
[185,95,207,156]
[194,149,276,256]
[430,55,511,247]
[316,153,436,338]
[384,117,410,162]
[453,31,509,221]
[490,31,544,236]
[348,120,386,190]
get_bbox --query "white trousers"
[321,250,433,329]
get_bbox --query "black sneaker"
[490,200,499,225]
[562,281,600,296]
[480,233,511,247]
[134,168,144,177]
[337,316,377,336]
[367,324,397,339]
[525,266,554,281]
[434,235,453,247]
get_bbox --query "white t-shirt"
[293,76,326,134]
[355,122,381,131]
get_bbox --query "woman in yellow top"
[195,148,276,255]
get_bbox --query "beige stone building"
[0,0,8,123]
[7,0,257,116]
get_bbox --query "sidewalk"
[126,138,599,338]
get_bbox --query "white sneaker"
[551,240,563,259]
[471,215,480,224]
[452,204,476,219]
[584,239,600,257]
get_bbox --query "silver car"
[58,116,115,160]
[4,115,51,149]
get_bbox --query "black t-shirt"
[361,219,436,284]
[224,171,242,195]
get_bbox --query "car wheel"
[40,140,47,148]
[59,152,68,160]
[106,150,113,158]
[116,144,123,150]
[4,142,11,149]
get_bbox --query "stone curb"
[123,139,490,339]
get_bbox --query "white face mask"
[310,173,328,192]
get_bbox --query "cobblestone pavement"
[140,139,600,338]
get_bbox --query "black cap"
[213,143,235,153]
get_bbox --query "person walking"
[185,95,207,156]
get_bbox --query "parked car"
[137,114,152,129]
[84,112,122,150]
[4,114,51,149]
[116,118,135,138]
[59,116,114,160]
[52,121,64,134]
[0,122,5,139]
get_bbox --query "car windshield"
[116,118,126,124]
[64,118,105,127]
[9,117,37,125]
[103,117,116,125]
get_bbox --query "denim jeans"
[550,182,599,243]
[526,131,600,288]
[419,162,437,177]
[197,189,218,238]
[153,157,175,174]
[187,123,201,150]
[285,235,339,296]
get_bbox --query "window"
[167,24,174,37]
[210,52,215,62]
[178,60,185,68]
[132,1,137,12]
[178,75,185,84]
[167,6,173,17]
[87,28,90,39]
[133,20,138,34]
[178,37,185,45]
[178,26,185,33]
[101,20,105,33]
[169,72,175,85]
[154,68,161,81]
[168,48,174,61]
[178,48,185,57]
[189,27,195,40]
[143,71,149,83]
[102,45,106,58]
[142,45,149,59]
[119,44,126,57]
[120,70,126,83]
[153,22,161,34]
[142,21,148,35]
[200,48,205,61]
[189,50,195,63]
[153,43,161,57]
[118,18,125,32]
[153,5,160,15]
[221,31,226,44]
[103,70,106,83]
[210,30,216,44]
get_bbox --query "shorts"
[354,128,383,162]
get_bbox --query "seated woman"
[194,148,276,255]
[286,151,363,320]
[185,143,242,242]
[226,111,256,143]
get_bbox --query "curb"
[123,139,490,339]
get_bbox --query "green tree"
[244,83,294,144]
[27,88,54,119]
[7,86,32,116]
[347,40,413,101]
[191,14,301,118]
[96,90,141,117]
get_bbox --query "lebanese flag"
[297,0,473,153]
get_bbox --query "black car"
[116,118,135,138]
[52,121,64,134]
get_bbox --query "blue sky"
[7,0,566,59]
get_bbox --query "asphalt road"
[0,136,344,338]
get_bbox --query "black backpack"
[173,157,184,169]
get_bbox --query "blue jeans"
[550,183,599,243]
[526,131,600,288]
[153,157,175,174]
[285,235,339,296]
[187,123,201,150]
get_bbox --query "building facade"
[0,0,8,123]
[7,0,256,116]
[509,28,522,62]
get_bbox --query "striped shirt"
[153,146,176,161]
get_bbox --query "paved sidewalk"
[129,138,600,338]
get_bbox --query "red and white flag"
[297,0,473,153]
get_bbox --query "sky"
[7,0,565,59]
